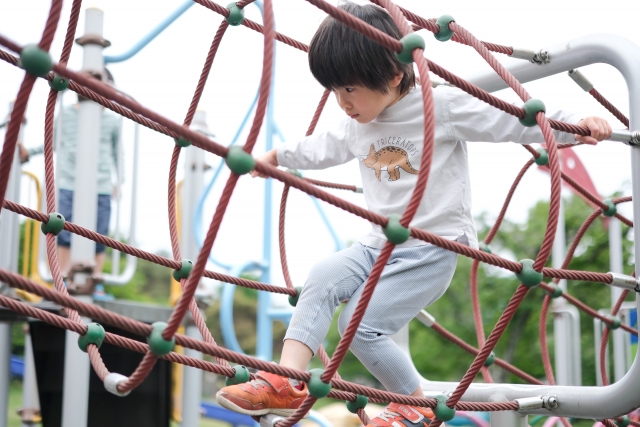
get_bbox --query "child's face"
[332,75,403,124]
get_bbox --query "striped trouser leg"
[337,244,457,395]
[285,243,457,395]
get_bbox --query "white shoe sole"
[216,391,308,418]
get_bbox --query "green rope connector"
[384,214,410,244]
[483,351,495,367]
[226,2,245,26]
[519,99,546,127]
[516,259,542,288]
[225,365,251,386]
[172,259,193,281]
[174,137,191,147]
[287,168,303,178]
[615,415,630,427]
[19,44,53,77]
[49,74,69,91]
[308,368,331,398]
[225,146,256,175]
[602,199,617,217]
[433,394,456,422]
[40,212,65,236]
[288,286,303,307]
[545,283,563,299]
[434,15,455,42]
[346,394,368,414]
[605,315,621,330]
[534,147,549,166]
[77,322,105,353]
[395,33,425,64]
[147,321,175,357]
[479,243,492,254]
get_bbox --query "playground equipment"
[1,1,640,427]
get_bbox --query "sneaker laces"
[376,409,402,422]
[246,379,269,390]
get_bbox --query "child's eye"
[345,87,354,93]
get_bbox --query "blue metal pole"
[104,0,195,63]
[256,47,276,361]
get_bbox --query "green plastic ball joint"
[519,99,546,127]
[225,146,256,175]
[534,147,549,166]
[602,199,617,217]
[605,315,621,330]
[77,322,106,353]
[308,368,331,398]
[346,394,368,414]
[615,415,630,427]
[49,73,69,91]
[483,351,495,367]
[41,212,65,236]
[515,259,542,288]
[286,168,303,178]
[174,137,191,147]
[147,322,175,357]
[226,2,245,26]
[225,365,251,386]
[19,44,53,77]
[479,243,492,254]
[384,214,410,244]
[288,286,303,307]
[545,283,563,299]
[395,33,425,64]
[172,259,193,281]
[433,394,456,422]
[434,15,455,42]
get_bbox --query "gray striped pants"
[284,243,457,394]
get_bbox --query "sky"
[0,0,638,297]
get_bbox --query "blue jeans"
[57,189,111,254]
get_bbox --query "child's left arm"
[575,116,612,145]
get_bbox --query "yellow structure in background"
[18,171,51,302]
[172,181,184,422]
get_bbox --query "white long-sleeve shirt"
[277,85,580,249]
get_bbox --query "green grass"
[7,380,35,427]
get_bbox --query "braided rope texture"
[0,0,635,425]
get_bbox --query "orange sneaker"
[216,371,308,417]
[366,403,436,427]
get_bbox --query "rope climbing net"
[0,1,637,426]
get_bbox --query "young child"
[216,3,612,426]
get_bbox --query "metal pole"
[608,218,626,382]
[180,110,208,427]
[0,100,25,427]
[412,34,640,419]
[62,7,107,427]
[0,323,11,427]
[181,324,203,427]
[489,394,528,427]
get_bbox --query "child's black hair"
[308,2,415,95]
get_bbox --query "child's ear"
[389,73,403,88]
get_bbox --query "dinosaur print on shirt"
[360,144,419,182]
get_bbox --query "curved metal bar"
[411,33,640,419]
[104,0,195,63]
[220,261,267,355]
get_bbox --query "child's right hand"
[250,149,279,178]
